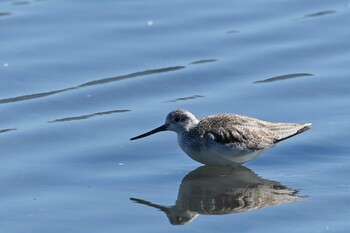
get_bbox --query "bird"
[130,109,311,166]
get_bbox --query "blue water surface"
[1,0,350,232]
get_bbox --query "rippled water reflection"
[131,165,302,225]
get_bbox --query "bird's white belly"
[178,135,265,166]
[185,146,264,166]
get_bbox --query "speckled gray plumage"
[194,113,311,150]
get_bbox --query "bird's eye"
[174,117,180,122]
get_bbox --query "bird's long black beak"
[130,124,167,140]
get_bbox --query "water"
[1,0,350,232]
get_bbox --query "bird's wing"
[198,114,279,150]
[265,122,311,142]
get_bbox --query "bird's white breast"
[177,133,264,166]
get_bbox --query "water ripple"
[253,73,314,84]
[303,10,336,18]
[0,66,185,105]
[12,1,31,5]
[0,128,17,134]
[225,30,239,34]
[79,66,185,87]
[48,109,131,123]
[0,87,76,104]
[0,12,12,17]
[163,95,204,103]
[190,59,218,65]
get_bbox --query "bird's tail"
[271,123,312,142]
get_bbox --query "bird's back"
[196,114,311,150]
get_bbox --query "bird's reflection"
[130,165,304,225]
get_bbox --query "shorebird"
[130,109,311,166]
